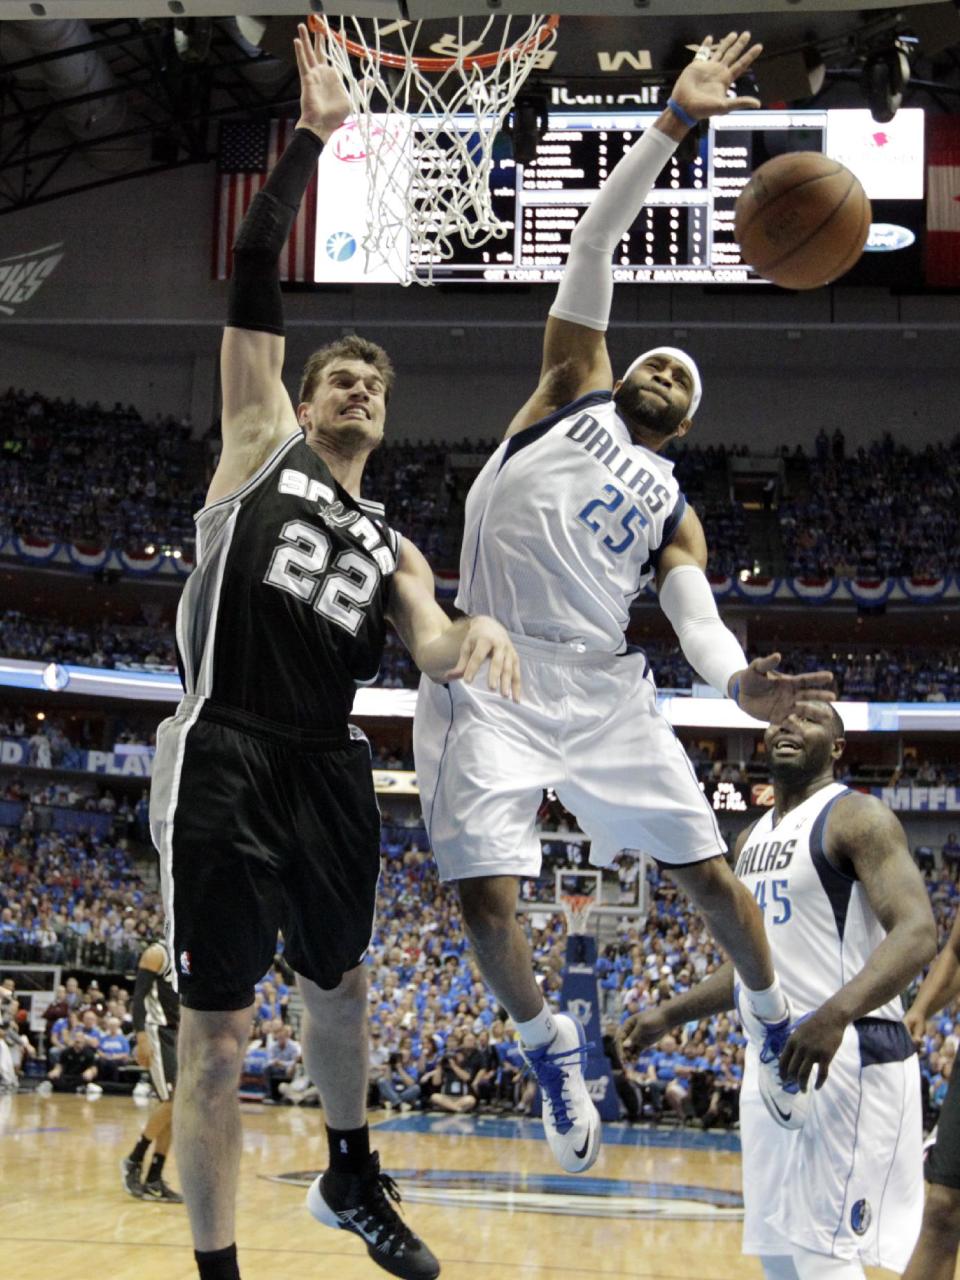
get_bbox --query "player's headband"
[621,346,703,418]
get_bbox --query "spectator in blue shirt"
[96,1016,131,1083]
[78,1009,103,1050]
[262,1021,301,1104]
[378,1047,421,1112]
[49,1012,76,1063]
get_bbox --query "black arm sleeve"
[131,966,154,1033]
[227,127,325,336]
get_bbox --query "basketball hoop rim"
[308,12,559,74]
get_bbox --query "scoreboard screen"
[313,108,924,287]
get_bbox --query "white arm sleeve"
[550,125,679,332]
[658,563,747,698]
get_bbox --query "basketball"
[734,152,872,290]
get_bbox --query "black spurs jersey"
[138,941,180,1031]
[176,431,399,729]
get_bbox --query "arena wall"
[1,164,958,447]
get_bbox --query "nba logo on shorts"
[179,950,192,976]
[850,1198,872,1235]
[326,231,357,263]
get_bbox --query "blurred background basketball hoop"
[560,890,596,939]
[308,10,558,284]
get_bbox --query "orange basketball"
[734,152,872,290]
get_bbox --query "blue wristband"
[667,97,698,130]
[731,678,741,704]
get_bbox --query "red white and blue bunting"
[0,536,956,602]
[898,576,952,603]
[12,534,60,563]
[434,570,460,600]
[1,534,193,578]
[733,575,782,602]
[786,576,841,603]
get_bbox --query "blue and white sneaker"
[735,987,810,1131]
[521,1012,601,1172]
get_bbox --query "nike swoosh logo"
[771,1098,792,1123]
[339,1210,382,1244]
[574,1137,590,1160]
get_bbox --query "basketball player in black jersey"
[149,26,518,1280]
[121,939,183,1203]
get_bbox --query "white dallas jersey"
[457,391,686,652]
[734,783,902,1021]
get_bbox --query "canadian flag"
[926,115,960,286]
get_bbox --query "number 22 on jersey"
[264,519,378,636]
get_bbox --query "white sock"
[746,976,789,1024]
[792,1246,865,1279]
[514,1004,557,1049]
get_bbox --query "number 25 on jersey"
[577,483,649,556]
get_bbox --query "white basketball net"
[561,894,595,937]
[318,15,558,285]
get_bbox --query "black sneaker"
[141,1178,184,1203]
[120,1156,144,1199]
[306,1153,440,1279]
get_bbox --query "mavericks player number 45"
[623,704,936,1280]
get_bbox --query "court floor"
[1,1092,914,1279]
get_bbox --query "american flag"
[926,115,960,287]
[212,118,317,282]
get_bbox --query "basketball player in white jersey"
[414,31,837,1175]
[622,704,936,1279]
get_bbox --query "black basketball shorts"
[147,1024,179,1102]
[927,1052,960,1189]
[150,696,381,1011]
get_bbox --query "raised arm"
[210,25,351,504]
[779,793,937,1090]
[505,32,763,438]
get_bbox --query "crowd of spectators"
[1,806,957,1130]
[4,385,959,582]
[0,387,203,553]
[277,627,960,704]
[3,601,960,704]
[780,430,960,579]
[0,610,177,671]
[0,826,160,972]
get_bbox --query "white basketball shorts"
[413,636,726,882]
[740,1020,923,1271]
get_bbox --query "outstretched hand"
[619,1009,667,1058]
[445,616,522,702]
[731,653,836,724]
[671,31,764,122]
[293,21,352,143]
